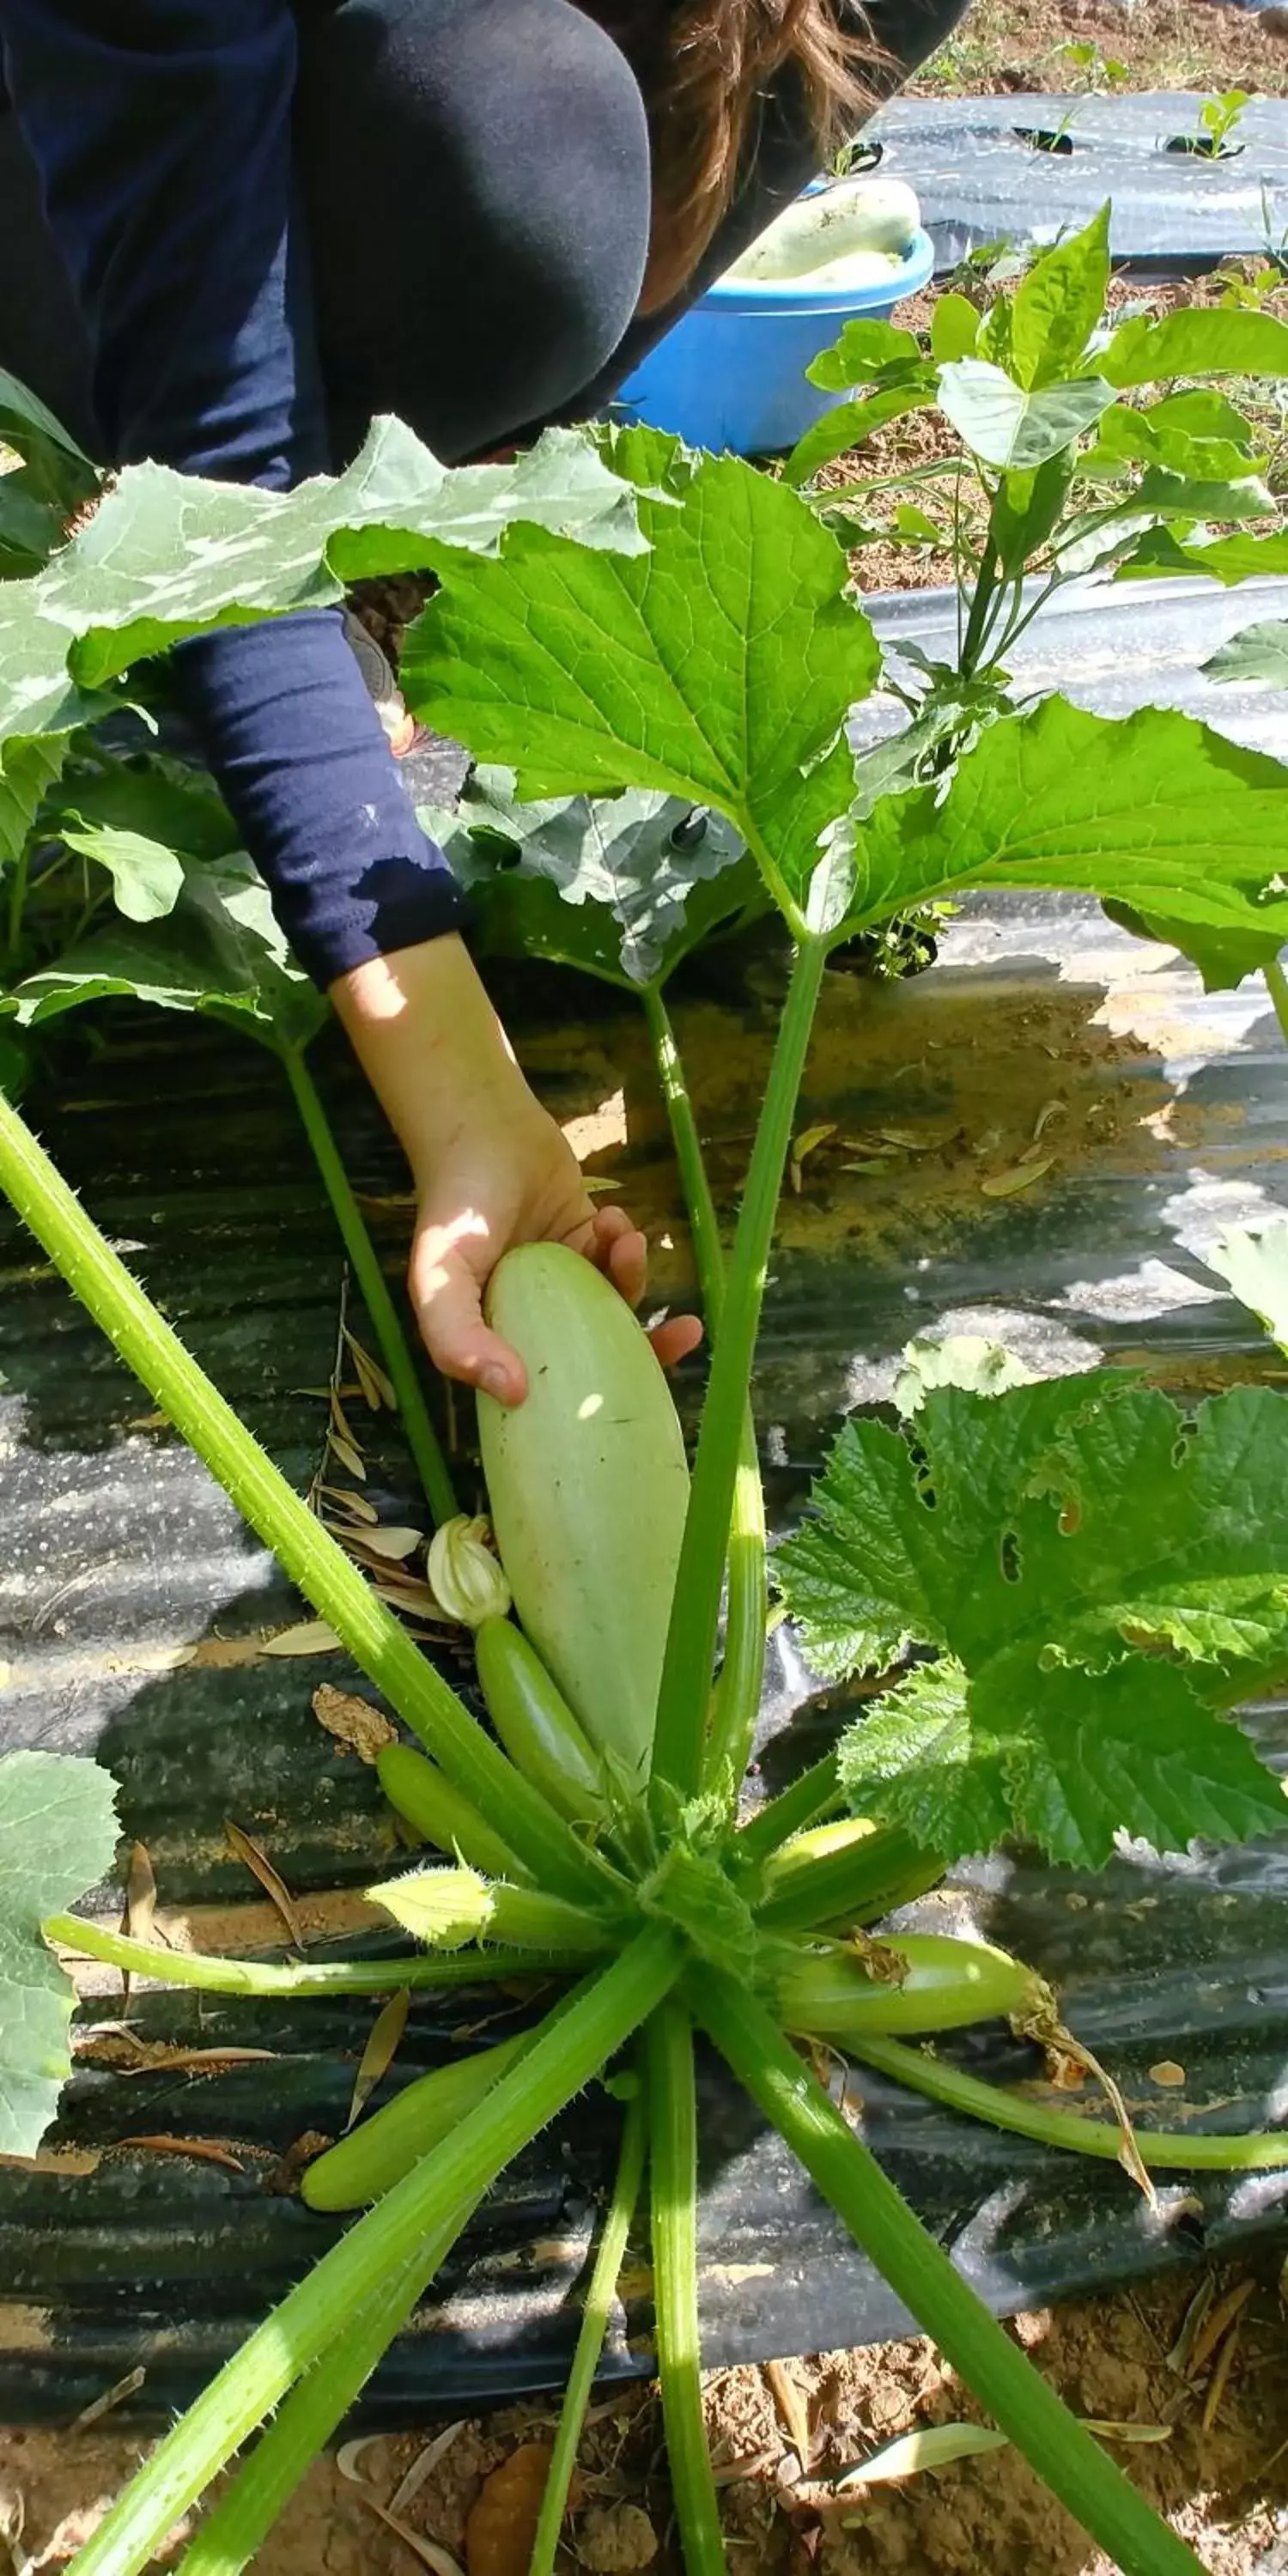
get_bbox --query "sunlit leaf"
[0,1750,120,2156]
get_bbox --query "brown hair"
[638,0,881,312]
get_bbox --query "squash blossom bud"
[427,1514,512,1627]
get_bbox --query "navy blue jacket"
[1,0,466,985]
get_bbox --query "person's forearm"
[330,934,528,1186]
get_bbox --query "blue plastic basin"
[617,226,934,456]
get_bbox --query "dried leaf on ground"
[224,1823,305,1947]
[576,2500,658,2570]
[346,1989,410,2130]
[465,2443,554,2576]
[312,1683,397,1764]
[260,1619,343,1657]
[115,2135,246,2172]
[125,1841,161,1947]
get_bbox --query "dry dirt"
[909,0,1288,101]
[4,2258,1288,2573]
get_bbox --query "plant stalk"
[641,983,767,1806]
[283,1045,457,1524]
[174,2204,477,2576]
[696,1970,1203,2576]
[45,1915,591,1996]
[646,2001,726,2576]
[651,935,826,1798]
[734,1754,842,1868]
[848,2032,1288,2171]
[528,2081,649,2576]
[0,1091,614,1911]
[65,1929,680,2576]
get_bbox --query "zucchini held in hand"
[478,1242,690,1786]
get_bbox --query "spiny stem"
[848,2032,1288,2171]
[46,1914,589,1996]
[640,984,767,1807]
[283,1046,457,1525]
[734,1753,842,1867]
[174,2209,475,2576]
[529,2081,648,2576]
[646,2001,726,2575]
[696,1970,1203,2576]
[0,1091,612,1911]
[4,835,31,973]
[65,1929,680,2576]
[651,936,827,1798]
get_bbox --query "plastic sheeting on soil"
[866,90,1288,266]
[3,575,1288,2423]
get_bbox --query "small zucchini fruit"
[475,1616,611,1827]
[478,1242,690,1786]
[777,1932,1043,2040]
[302,2034,527,2211]
[375,1741,528,1882]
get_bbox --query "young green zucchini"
[756,1818,941,1931]
[777,1933,1043,2040]
[302,2034,527,2211]
[475,1616,612,1827]
[478,1242,690,1785]
[375,1741,528,1882]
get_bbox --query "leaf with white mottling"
[0,1751,120,2156]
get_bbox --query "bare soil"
[4,2258,1288,2572]
[909,0,1288,101]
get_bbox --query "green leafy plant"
[1,228,1288,2571]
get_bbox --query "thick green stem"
[1265,953,1288,1048]
[651,937,826,1798]
[283,1046,457,1525]
[641,984,767,1807]
[66,1930,680,2576]
[174,2208,476,2576]
[646,2001,726,2575]
[0,1091,613,1911]
[528,2083,649,2576]
[46,1914,589,1996]
[848,2032,1288,2172]
[734,1754,842,1866]
[696,1971,1202,2576]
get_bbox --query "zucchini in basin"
[478,1242,690,1787]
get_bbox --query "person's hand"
[331,935,702,1405]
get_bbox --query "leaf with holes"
[0,1750,120,2156]
[775,1373,1288,1866]
[423,766,757,985]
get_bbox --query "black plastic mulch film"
[866,90,1288,267]
[3,575,1288,2424]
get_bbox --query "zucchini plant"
[3,208,1288,2573]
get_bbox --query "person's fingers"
[408,1216,528,1406]
[648,1313,703,1369]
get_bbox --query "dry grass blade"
[319,1483,380,1525]
[345,1327,397,1411]
[119,2044,279,2078]
[125,1841,161,1947]
[1169,2275,1215,2374]
[260,1619,343,1657]
[388,2422,467,2519]
[328,1429,368,1480]
[1082,2421,1173,2445]
[1201,2314,1246,2433]
[789,1121,836,1191]
[116,2136,246,2173]
[70,2366,147,2430]
[346,1989,410,2131]
[764,2360,813,2470]
[835,2423,1009,2490]
[351,1524,424,1561]
[1190,2278,1257,2379]
[980,1156,1054,1198]
[224,1822,305,1947]
[361,2498,464,2575]
[337,2441,465,2576]
[312,1683,397,1764]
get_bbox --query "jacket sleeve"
[0,0,467,984]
